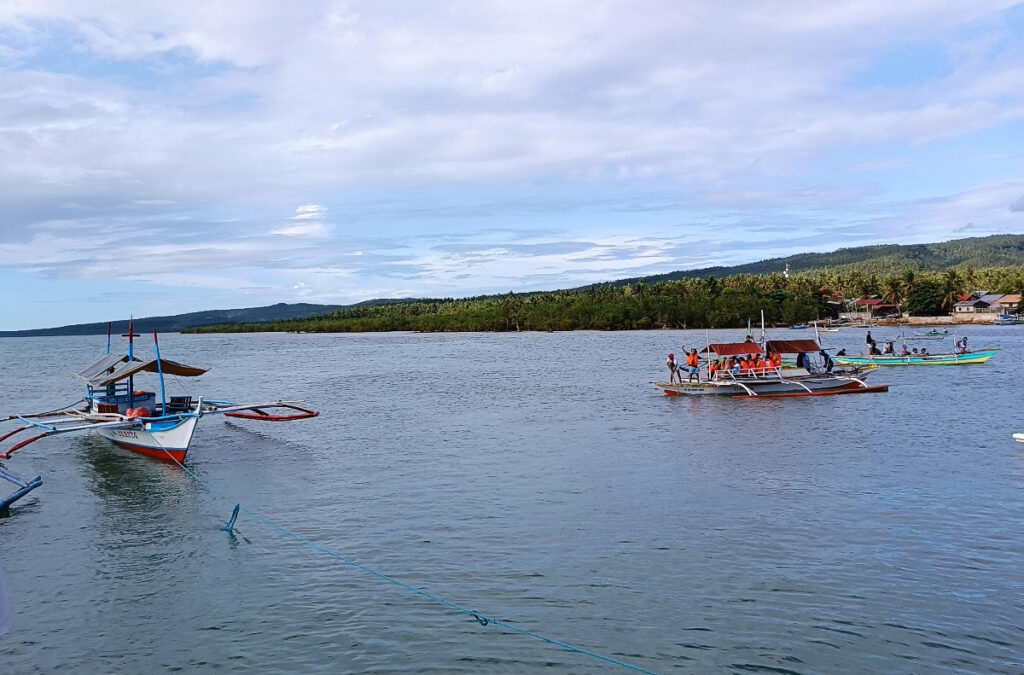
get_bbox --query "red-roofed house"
[854,296,900,318]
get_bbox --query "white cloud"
[0,1,1022,328]
[272,203,333,237]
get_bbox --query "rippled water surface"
[1,327,1022,673]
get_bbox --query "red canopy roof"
[701,343,764,356]
[764,339,821,354]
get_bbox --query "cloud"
[272,203,333,237]
[0,1,1022,329]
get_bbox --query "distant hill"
[4,234,1022,336]
[0,303,351,337]
[609,233,1024,286]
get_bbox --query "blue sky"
[1,1,1023,330]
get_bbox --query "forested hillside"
[187,262,1024,333]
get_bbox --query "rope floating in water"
[162,448,659,674]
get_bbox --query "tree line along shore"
[183,265,1024,334]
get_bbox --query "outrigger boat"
[832,348,999,366]
[655,338,888,398]
[909,328,949,341]
[0,322,318,509]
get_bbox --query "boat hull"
[833,348,999,366]
[655,374,882,398]
[95,415,199,462]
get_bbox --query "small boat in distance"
[1013,433,1024,443]
[0,322,319,509]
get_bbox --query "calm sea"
[1,327,1022,673]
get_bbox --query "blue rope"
[162,450,660,674]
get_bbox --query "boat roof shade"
[76,355,208,387]
[75,353,132,382]
[701,343,764,356]
[764,339,822,353]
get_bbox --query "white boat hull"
[95,415,199,462]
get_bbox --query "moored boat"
[0,321,319,510]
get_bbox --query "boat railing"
[711,366,791,382]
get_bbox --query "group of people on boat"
[666,347,836,385]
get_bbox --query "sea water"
[1,327,1022,673]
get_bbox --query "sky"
[1,1,1023,330]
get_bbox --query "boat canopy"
[701,343,764,356]
[764,339,821,354]
[75,355,207,387]
[75,353,132,383]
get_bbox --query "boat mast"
[106,322,111,355]
[153,330,167,414]
[123,317,140,408]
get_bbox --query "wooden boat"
[655,338,887,398]
[0,322,318,508]
[832,348,999,366]
[993,315,1019,325]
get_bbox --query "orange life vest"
[686,353,699,367]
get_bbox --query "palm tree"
[881,275,904,317]
[940,269,964,313]
[899,268,917,300]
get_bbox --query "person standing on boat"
[666,353,682,385]
[819,350,835,373]
[865,330,876,354]
[685,349,701,383]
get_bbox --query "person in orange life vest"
[769,352,782,370]
[739,356,751,374]
[685,349,700,382]
[666,353,682,384]
[708,359,721,379]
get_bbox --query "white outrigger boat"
[655,339,887,398]
[0,322,318,509]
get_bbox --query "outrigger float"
[0,322,318,511]
[655,339,888,399]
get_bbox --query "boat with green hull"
[833,348,999,366]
